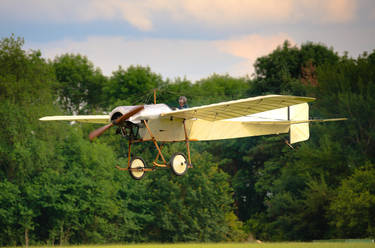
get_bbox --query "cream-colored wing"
[240,118,347,125]
[161,95,315,121]
[39,115,110,124]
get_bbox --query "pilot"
[178,96,189,109]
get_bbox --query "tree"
[103,65,164,108]
[0,180,20,246]
[3,34,375,244]
[53,54,107,114]
[315,51,375,163]
[145,145,245,242]
[33,130,119,245]
[0,35,62,246]
[0,35,58,183]
[192,74,250,105]
[251,40,339,96]
[329,166,375,238]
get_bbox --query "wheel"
[170,153,188,176]
[129,156,146,180]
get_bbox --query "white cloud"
[216,33,294,59]
[323,0,357,23]
[180,0,295,26]
[32,36,242,81]
[29,33,293,81]
[91,0,154,30]
[0,0,96,23]
[295,0,357,24]
[1,0,357,30]
[215,33,295,76]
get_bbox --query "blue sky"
[1,0,374,82]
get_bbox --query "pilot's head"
[179,96,187,107]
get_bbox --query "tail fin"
[289,103,309,144]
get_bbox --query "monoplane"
[40,95,345,179]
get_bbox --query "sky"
[1,0,375,82]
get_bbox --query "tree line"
[0,35,374,246]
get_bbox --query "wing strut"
[183,120,192,167]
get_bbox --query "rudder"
[289,103,310,144]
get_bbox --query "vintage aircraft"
[39,95,345,179]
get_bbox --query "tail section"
[288,103,347,144]
[289,103,309,144]
[239,102,346,144]
[190,102,346,143]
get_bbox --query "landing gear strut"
[116,119,193,179]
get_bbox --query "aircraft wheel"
[129,157,146,180]
[170,153,188,176]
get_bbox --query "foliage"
[329,165,375,238]
[7,243,375,248]
[251,41,339,96]
[240,44,373,241]
[53,54,107,114]
[103,65,164,108]
[0,35,374,245]
[314,52,375,163]
[145,148,245,242]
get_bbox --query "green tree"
[0,180,20,246]
[192,74,250,105]
[104,65,164,108]
[245,49,375,241]
[145,145,245,242]
[0,35,58,183]
[329,166,375,238]
[315,51,375,163]
[0,35,63,246]
[4,33,375,245]
[251,40,338,95]
[53,54,107,114]
[34,130,119,244]
[155,77,194,108]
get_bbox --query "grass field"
[13,242,375,248]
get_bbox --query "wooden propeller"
[89,105,144,141]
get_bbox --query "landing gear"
[129,157,146,180]
[170,153,188,176]
[117,119,193,180]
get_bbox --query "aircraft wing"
[240,118,347,125]
[39,115,110,124]
[161,95,315,121]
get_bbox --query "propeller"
[89,105,144,141]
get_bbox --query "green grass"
[15,242,375,248]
